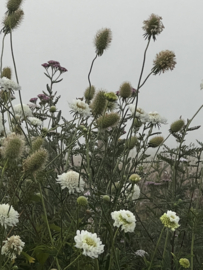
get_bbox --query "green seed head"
[77,196,88,206]
[32,137,44,152]
[84,86,95,101]
[103,195,110,202]
[1,67,12,79]
[97,113,120,129]
[170,119,185,133]
[49,106,56,113]
[148,136,164,148]
[179,258,190,269]
[94,28,112,56]
[2,133,25,160]
[7,0,23,12]
[90,90,107,116]
[119,82,132,98]
[3,9,24,33]
[125,136,138,150]
[23,148,48,174]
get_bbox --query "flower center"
[119,214,131,225]
[76,102,86,110]
[84,237,96,247]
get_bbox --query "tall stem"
[87,54,97,104]
[0,33,6,73]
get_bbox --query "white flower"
[147,111,167,125]
[0,77,21,91]
[135,249,148,257]
[1,235,25,260]
[0,204,19,228]
[111,210,136,233]
[200,79,203,90]
[28,117,42,126]
[14,104,33,118]
[69,99,91,117]
[128,105,148,123]
[123,184,140,201]
[74,230,104,258]
[56,171,85,194]
[166,210,180,224]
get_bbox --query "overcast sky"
[0,0,203,148]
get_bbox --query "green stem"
[63,253,82,270]
[95,259,100,270]
[0,33,6,73]
[108,228,119,270]
[191,228,195,270]
[162,229,169,268]
[148,226,165,270]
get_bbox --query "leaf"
[21,251,35,264]
[44,72,51,79]
[49,223,61,232]
[53,78,63,84]
[56,110,61,123]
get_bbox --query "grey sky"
[0,0,203,148]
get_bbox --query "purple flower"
[48,60,60,65]
[131,88,137,94]
[59,66,68,72]
[29,97,38,104]
[41,63,50,68]
[116,91,120,96]
[38,94,47,99]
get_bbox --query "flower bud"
[1,67,12,79]
[119,82,132,98]
[125,136,138,150]
[97,113,120,129]
[148,136,164,148]
[170,119,184,133]
[84,86,95,100]
[143,14,164,41]
[103,195,110,202]
[133,118,142,128]
[94,28,112,56]
[49,106,56,113]
[104,92,117,102]
[7,0,23,12]
[152,50,176,75]
[90,91,107,116]
[32,137,44,152]
[77,196,88,206]
[23,149,48,174]
[3,9,24,33]
[129,174,141,183]
[179,258,190,269]
[2,133,25,160]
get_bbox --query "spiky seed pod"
[104,92,117,102]
[23,148,48,174]
[77,196,88,206]
[1,133,25,160]
[90,91,107,116]
[3,9,24,33]
[119,82,132,98]
[148,136,164,148]
[152,50,176,75]
[84,86,95,100]
[32,137,44,152]
[133,118,142,128]
[1,67,12,79]
[170,119,185,133]
[7,0,23,12]
[94,28,112,56]
[143,14,164,41]
[97,113,120,129]
[125,136,138,150]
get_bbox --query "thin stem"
[191,227,195,270]
[87,54,97,104]
[63,253,82,270]
[108,228,119,270]
[162,229,169,268]
[0,33,6,73]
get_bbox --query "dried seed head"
[152,50,176,75]
[148,136,164,148]
[31,137,44,152]
[170,119,185,133]
[94,28,112,56]
[119,82,132,98]
[125,136,138,150]
[90,90,107,116]
[1,133,25,160]
[97,113,120,129]
[77,196,88,206]
[23,148,48,174]
[143,14,164,41]
[1,67,12,79]
[7,0,23,12]
[3,9,24,33]
[84,86,95,101]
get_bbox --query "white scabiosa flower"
[1,235,25,260]
[111,210,136,233]
[69,99,91,117]
[123,184,140,201]
[0,204,19,228]
[135,249,148,257]
[128,105,148,123]
[14,104,32,118]
[166,210,180,224]
[56,171,85,194]
[147,111,167,125]
[74,230,104,258]
[0,77,21,91]
[160,210,180,231]
[28,117,42,126]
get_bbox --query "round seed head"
[179,258,190,269]
[94,28,112,56]
[97,113,120,129]
[90,90,107,116]
[84,86,95,101]
[152,50,176,75]
[3,9,24,33]
[148,136,164,148]
[170,119,185,133]
[23,148,48,174]
[7,0,23,12]
[77,196,88,206]
[49,106,56,113]
[1,67,12,79]
[143,14,164,41]
[103,195,110,202]
[1,133,25,160]
[119,82,132,98]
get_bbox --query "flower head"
[179,258,190,269]
[29,97,38,104]
[147,111,167,125]
[129,174,141,183]
[69,99,91,117]
[143,14,164,41]
[152,50,176,75]
[160,210,180,231]
[111,210,136,233]
[1,235,24,260]
[135,249,148,257]
[128,105,148,123]
[1,133,25,160]
[56,171,85,194]
[0,204,19,228]
[74,230,104,258]
[14,104,32,118]
[0,77,21,91]
[28,117,42,126]
[123,184,140,201]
